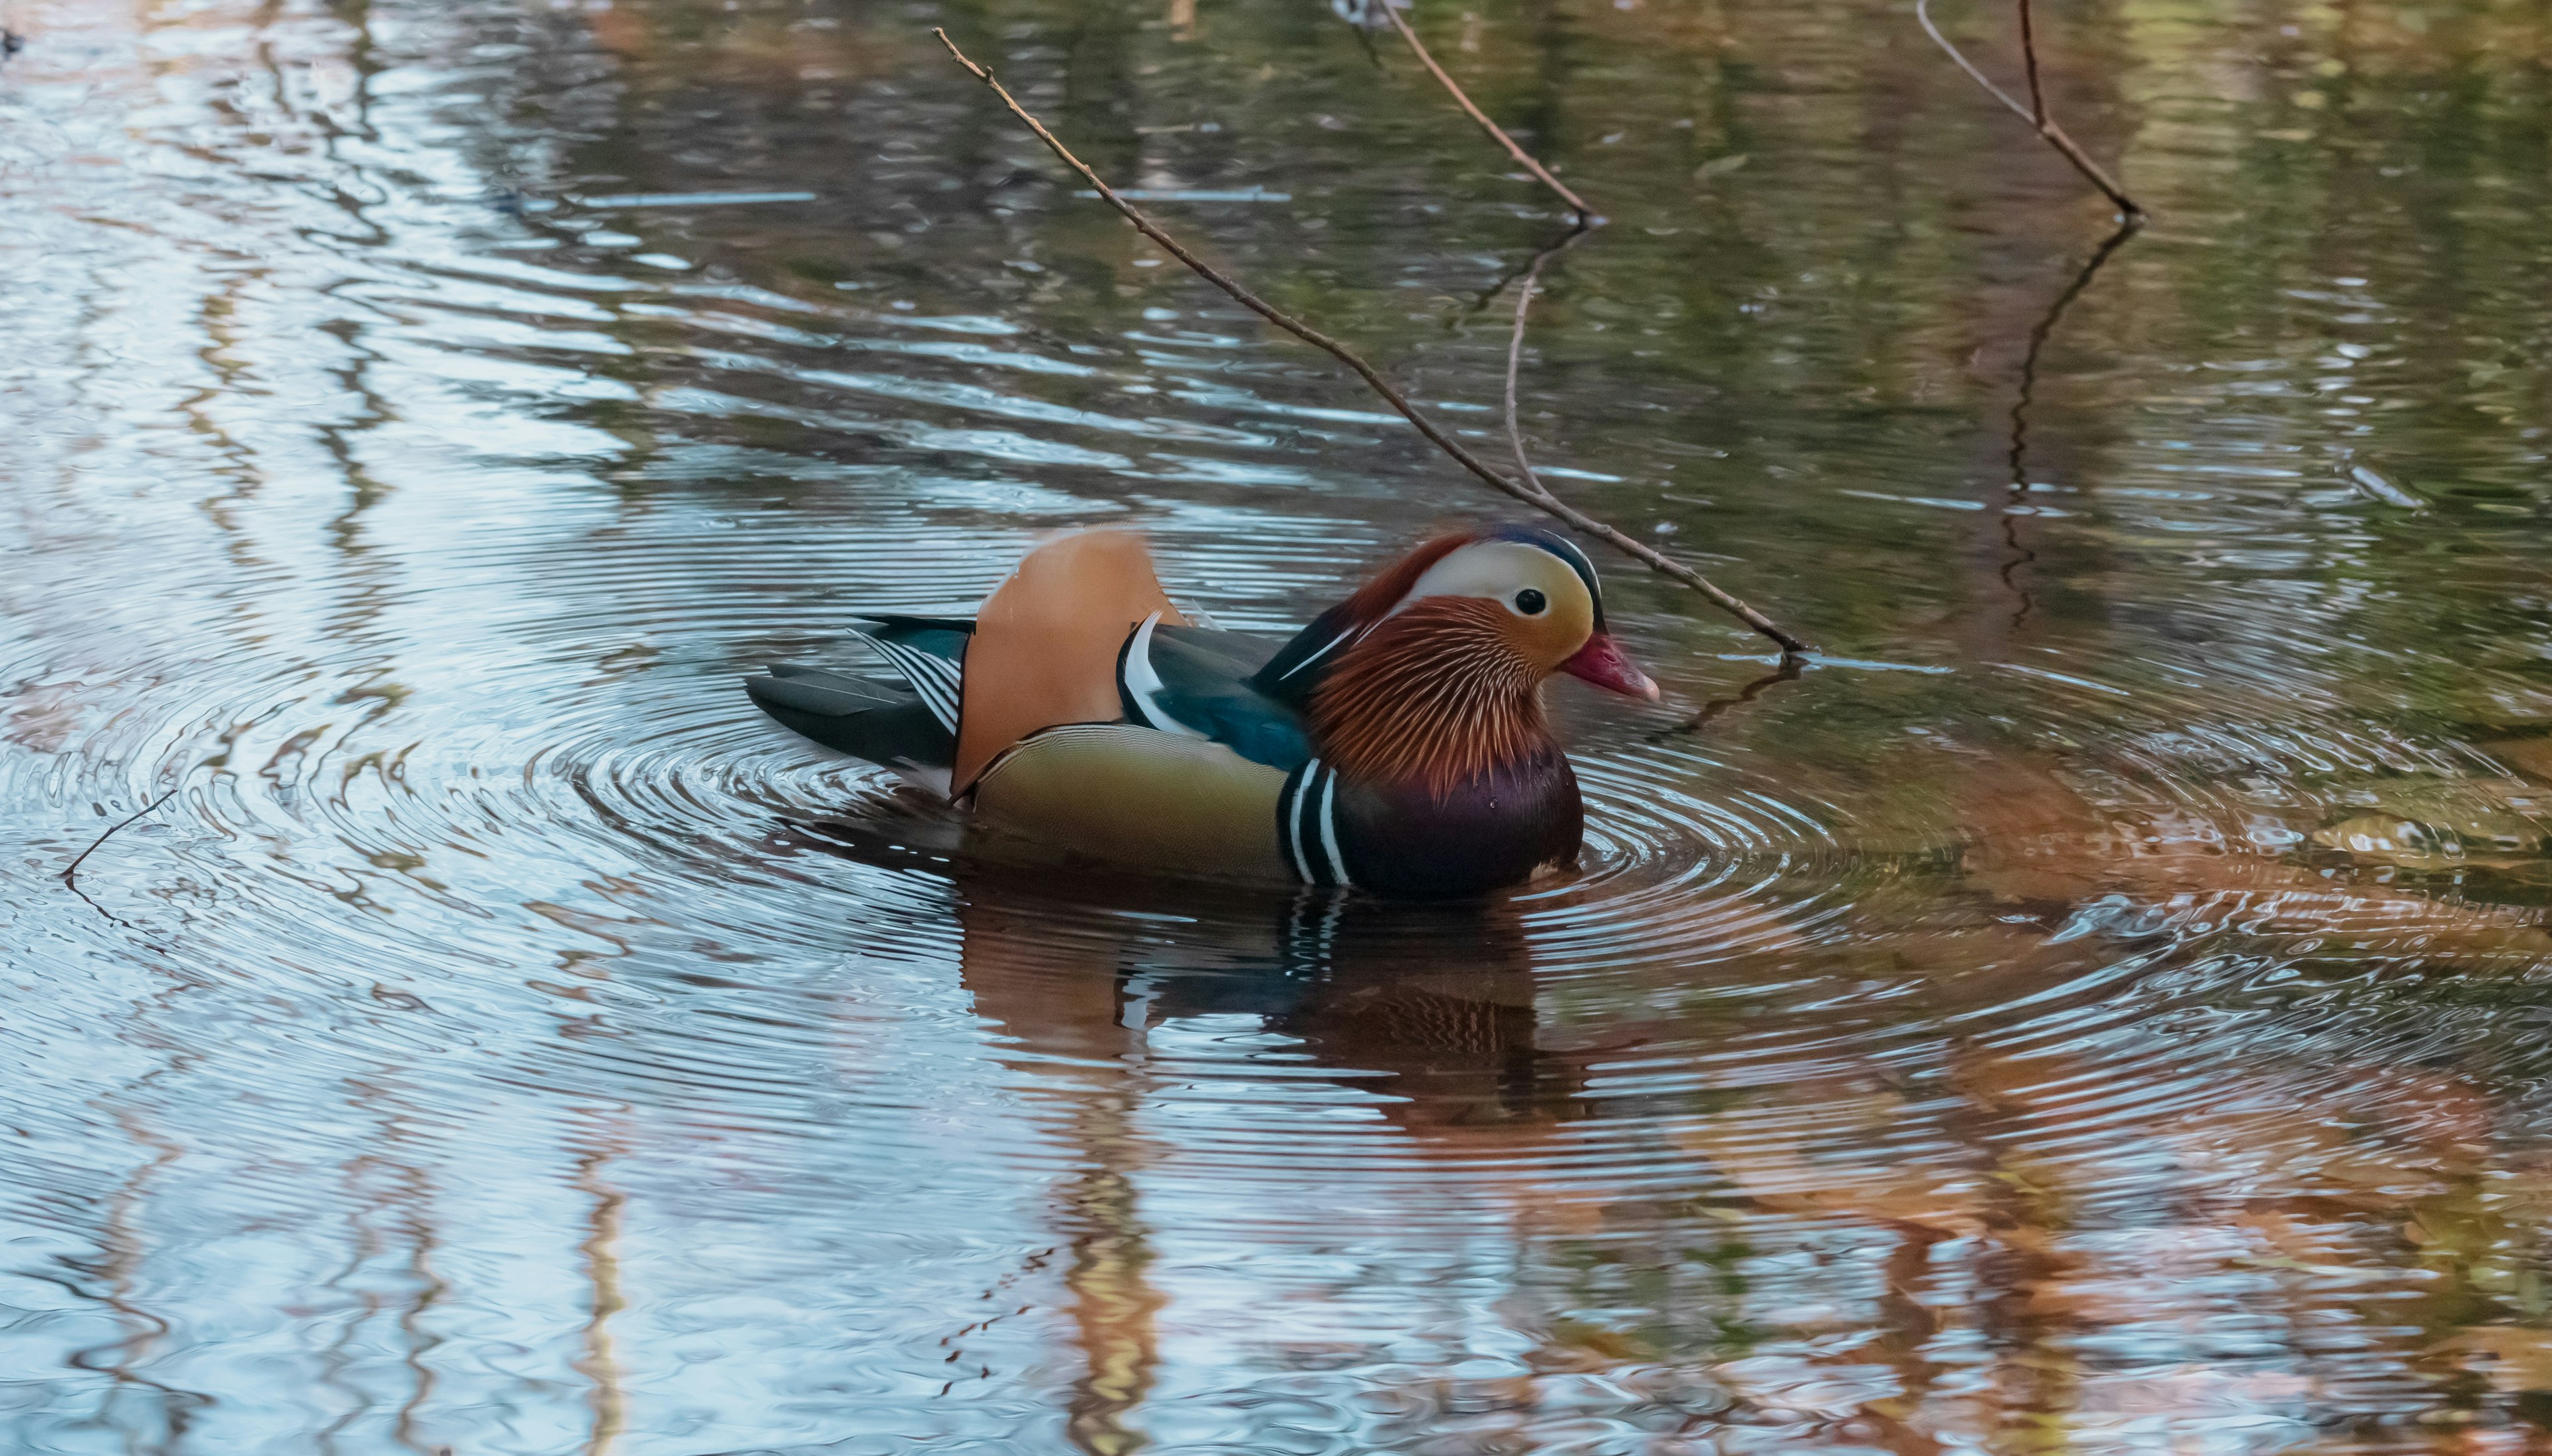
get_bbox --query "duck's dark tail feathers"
[744,662,958,790]
[744,615,972,771]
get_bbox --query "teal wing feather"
[1119,621,1313,772]
[857,616,973,657]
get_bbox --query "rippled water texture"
[7,0,2552,1450]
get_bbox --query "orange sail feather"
[952,530,1189,793]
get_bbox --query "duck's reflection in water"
[930,859,1603,1452]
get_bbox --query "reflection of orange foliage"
[954,877,1164,1456]
[1615,736,2552,1444]
[582,5,651,58]
[2436,1326,2552,1398]
[928,712,2552,1447]
[1943,748,2552,954]
[579,4,889,85]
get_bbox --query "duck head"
[1255,526,1657,792]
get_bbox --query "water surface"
[5,0,2552,1450]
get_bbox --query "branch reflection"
[1999,216,2139,629]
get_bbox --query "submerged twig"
[1915,0,2144,220]
[62,787,178,894]
[1460,220,1582,318]
[933,28,1807,656]
[1651,656,1805,738]
[1379,5,1596,222]
[63,785,180,934]
[1998,215,2137,626]
[2008,214,2137,494]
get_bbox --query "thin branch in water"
[1915,0,2032,118]
[1915,0,2144,220]
[63,787,179,893]
[62,785,180,934]
[1378,5,1596,222]
[1347,11,1388,71]
[1500,224,1594,498]
[1652,656,1806,738]
[932,28,1808,656]
[1460,219,1586,320]
[1998,215,2137,628]
[2007,214,2137,494]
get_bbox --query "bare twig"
[2016,0,2047,124]
[63,787,178,892]
[1915,0,2144,220]
[1500,225,1592,496]
[933,28,1807,656]
[1379,5,1596,222]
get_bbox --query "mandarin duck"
[744,525,1657,898]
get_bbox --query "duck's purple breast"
[1332,744,1584,899]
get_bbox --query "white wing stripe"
[1121,612,1206,738]
[1277,627,1357,681]
[877,646,937,719]
[866,638,962,734]
[914,655,961,712]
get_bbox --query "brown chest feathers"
[1306,599,1553,795]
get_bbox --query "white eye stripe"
[1549,536,1598,586]
[1525,533,1604,604]
[1387,540,1588,622]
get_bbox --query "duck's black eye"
[1513,588,1547,616]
